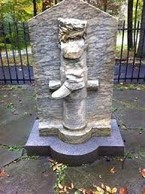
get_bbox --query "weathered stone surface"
[0,147,22,167]
[87,80,99,90]
[0,158,56,194]
[62,40,85,59]
[25,119,124,165]
[29,0,117,143]
[58,18,87,42]
[39,117,111,143]
[49,80,61,90]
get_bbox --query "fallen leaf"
[70,182,74,189]
[112,187,117,193]
[59,191,68,194]
[79,188,95,194]
[79,188,87,194]
[105,185,112,193]
[58,183,63,189]
[74,191,81,194]
[0,169,8,177]
[140,168,145,178]
[142,188,145,194]
[63,186,67,192]
[94,192,101,194]
[110,167,117,174]
[96,186,104,193]
[52,165,57,171]
[49,158,58,164]
[48,158,55,163]
[99,174,102,179]
[101,183,105,189]
[86,190,94,194]
[52,163,63,171]
[119,187,128,194]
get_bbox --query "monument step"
[25,119,124,166]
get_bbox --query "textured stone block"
[28,0,118,144]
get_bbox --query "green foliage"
[0,43,11,50]
[106,0,123,15]
[49,160,68,194]
[0,0,33,22]
[0,22,30,51]
[83,0,123,16]
[54,164,68,194]
[8,145,23,152]
[133,0,143,23]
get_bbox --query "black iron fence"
[115,21,145,83]
[0,22,33,84]
[0,21,145,84]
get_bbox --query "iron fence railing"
[0,21,145,84]
[115,21,145,83]
[0,22,33,84]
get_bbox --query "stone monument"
[25,0,124,165]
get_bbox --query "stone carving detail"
[46,18,99,143]
[51,18,88,99]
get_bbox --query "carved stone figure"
[49,18,99,138]
[51,18,87,99]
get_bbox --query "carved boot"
[52,84,71,99]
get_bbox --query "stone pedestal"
[25,119,124,166]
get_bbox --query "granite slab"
[25,119,124,166]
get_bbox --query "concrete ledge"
[25,119,124,166]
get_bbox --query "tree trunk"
[127,0,133,50]
[33,0,37,16]
[42,0,51,11]
[103,0,107,12]
[137,0,145,57]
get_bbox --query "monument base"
[25,119,124,166]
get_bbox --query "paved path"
[0,86,145,193]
